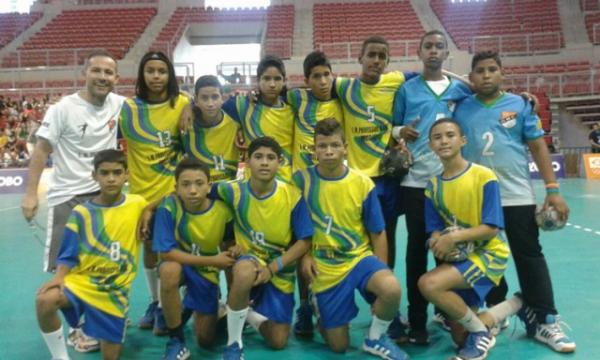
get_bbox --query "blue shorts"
[238,255,295,324]
[61,288,127,344]
[314,256,389,329]
[453,259,496,308]
[374,175,402,220]
[181,265,219,315]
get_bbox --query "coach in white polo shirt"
[21,50,125,273]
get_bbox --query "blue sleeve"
[392,86,407,126]
[425,197,446,234]
[481,180,504,229]
[521,100,544,141]
[224,221,234,241]
[221,96,240,123]
[209,182,224,201]
[291,197,314,240]
[403,71,419,81]
[56,227,79,269]
[362,189,385,233]
[152,207,178,253]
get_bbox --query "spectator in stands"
[589,123,600,153]
[220,67,243,84]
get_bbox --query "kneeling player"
[35,150,147,360]
[153,158,237,359]
[294,119,409,360]
[211,137,313,359]
[418,119,509,360]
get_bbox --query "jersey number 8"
[109,242,121,261]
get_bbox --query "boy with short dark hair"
[35,149,147,360]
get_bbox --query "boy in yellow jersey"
[153,158,237,360]
[294,119,408,360]
[211,137,313,360]
[183,75,240,182]
[35,149,147,360]
[119,51,190,334]
[287,51,344,337]
[418,119,510,360]
[288,51,344,173]
[222,55,295,182]
[333,36,418,272]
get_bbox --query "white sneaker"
[535,315,576,353]
[490,317,509,336]
[66,328,100,353]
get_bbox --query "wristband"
[276,257,284,272]
[546,188,560,195]
[545,182,559,189]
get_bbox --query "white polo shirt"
[36,92,125,207]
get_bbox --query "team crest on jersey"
[500,111,517,128]
[447,101,456,113]
[108,118,116,131]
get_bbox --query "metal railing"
[0,48,126,68]
[470,32,562,55]
[318,40,420,61]
[504,70,599,98]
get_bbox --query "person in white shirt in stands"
[20,50,124,354]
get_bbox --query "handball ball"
[441,225,474,262]
[535,206,566,231]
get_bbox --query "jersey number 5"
[367,106,375,122]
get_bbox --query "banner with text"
[583,153,600,180]
[528,154,565,179]
[0,168,28,194]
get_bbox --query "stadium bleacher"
[1,8,156,68]
[431,0,564,53]
[313,1,424,59]
[0,12,42,49]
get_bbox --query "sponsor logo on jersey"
[500,111,517,128]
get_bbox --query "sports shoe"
[363,335,410,360]
[408,328,429,346]
[223,341,244,360]
[490,317,509,336]
[432,312,451,332]
[387,314,409,343]
[73,329,100,353]
[154,307,168,336]
[534,314,576,353]
[138,301,159,329]
[163,337,191,360]
[456,331,495,360]
[293,303,314,337]
[514,292,537,337]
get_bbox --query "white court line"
[574,225,582,229]
[564,222,600,236]
[584,228,592,232]
[0,206,20,213]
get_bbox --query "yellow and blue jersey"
[57,194,148,318]
[119,94,189,202]
[293,166,385,293]
[222,96,294,182]
[393,76,471,187]
[334,72,410,177]
[211,179,313,293]
[424,163,509,285]
[152,193,233,284]
[287,88,344,172]
[454,92,544,206]
[183,110,240,182]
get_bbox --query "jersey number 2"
[482,132,495,156]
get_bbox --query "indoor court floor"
[1,179,598,359]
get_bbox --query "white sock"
[487,295,523,324]
[144,267,159,302]
[457,308,487,333]
[226,306,248,347]
[157,278,162,308]
[41,326,70,360]
[368,315,392,340]
[246,309,268,332]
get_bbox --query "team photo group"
[22,30,575,360]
